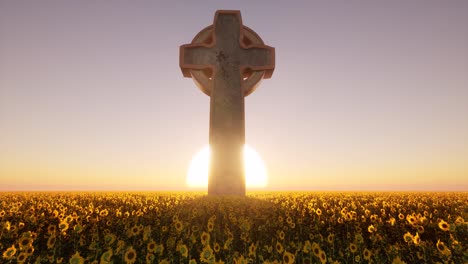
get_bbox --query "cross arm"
[240,45,275,78]
[180,44,216,78]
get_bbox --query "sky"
[1,0,467,191]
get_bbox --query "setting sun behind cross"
[186,144,268,189]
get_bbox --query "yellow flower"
[367,224,376,233]
[403,232,413,243]
[18,236,33,250]
[319,250,327,264]
[278,230,285,240]
[189,259,197,264]
[316,208,322,216]
[145,253,155,263]
[248,243,256,257]
[438,220,450,232]
[363,248,371,261]
[349,243,357,253]
[175,220,184,233]
[100,248,113,263]
[47,224,57,235]
[312,242,321,256]
[413,232,421,245]
[69,251,85,264]
[283,251,295,264]
[147,240,157,253]
[406,215,417,226]
[207,221,214,232]
[214,242,221,253]
[104,233,116,246]
[47,235,56,249]
[2,244,16,260]
[436,239,451,256]
[17,252,28,263]
[201,231,210,246]
[398,213,405,220]
[178,244,188,258]
[59,221,69,232]
[124,246,137,264]
[392,256,407,264]
[99,209,109,217]
[275,241,284,253]
[200,245,214,263]
[303,240,312,253]
[327,233,335,243]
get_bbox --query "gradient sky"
[1,0,467,191]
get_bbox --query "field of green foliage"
[1,192,466,264]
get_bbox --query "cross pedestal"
[180,10,275,196]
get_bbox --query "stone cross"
[180,10,275,196]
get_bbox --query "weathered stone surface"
[180,10,275,196]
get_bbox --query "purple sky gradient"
[1,0,467,191]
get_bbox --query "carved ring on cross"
[187,25,267,97]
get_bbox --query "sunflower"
[207,221,214,232]
[309,242,319,256]
[214,242,221,253]
[200,245,214,263]
[303,240,312,253]
[367,224,376,233]
[327,233,335,243]
[348,243,358,253]
[17,252,28,263]
[406,215,417,226]
[2,245,16,260]
[413,232,421,245]
[403,232,413,243]
[417,225,425,234]
[438,220,450,232]
[147,240,157,253]
[130,225,140,236]
[319,250,327,264]
[278,230,285,240]
[436,239,451,256]
[178,244,188,258]
[124,246,137,264]
[99,209,109,217]
[392,256,407,264]
[398,213,405,220]
[275,241,284,253]
[363,248,372,261]
[100,248,113,263]
[248,243,256,257]
[283,251,295,264]
[316,208,322,216]
[69,251,85,264]
[189,259,197,264]
[175,220,184,233]
[18,236,33,250]
[201,231,210,246]
[46,235,56,249]
[58,221,69,232]
[47,224,57,235]
[155,244,164,255]
[25,246,34,256]
[146,253,155,263]
[104,233,116,246]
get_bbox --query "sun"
[186,144,267,188]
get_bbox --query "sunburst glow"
[186,144,267,188]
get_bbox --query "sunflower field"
[0,192,466,264]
